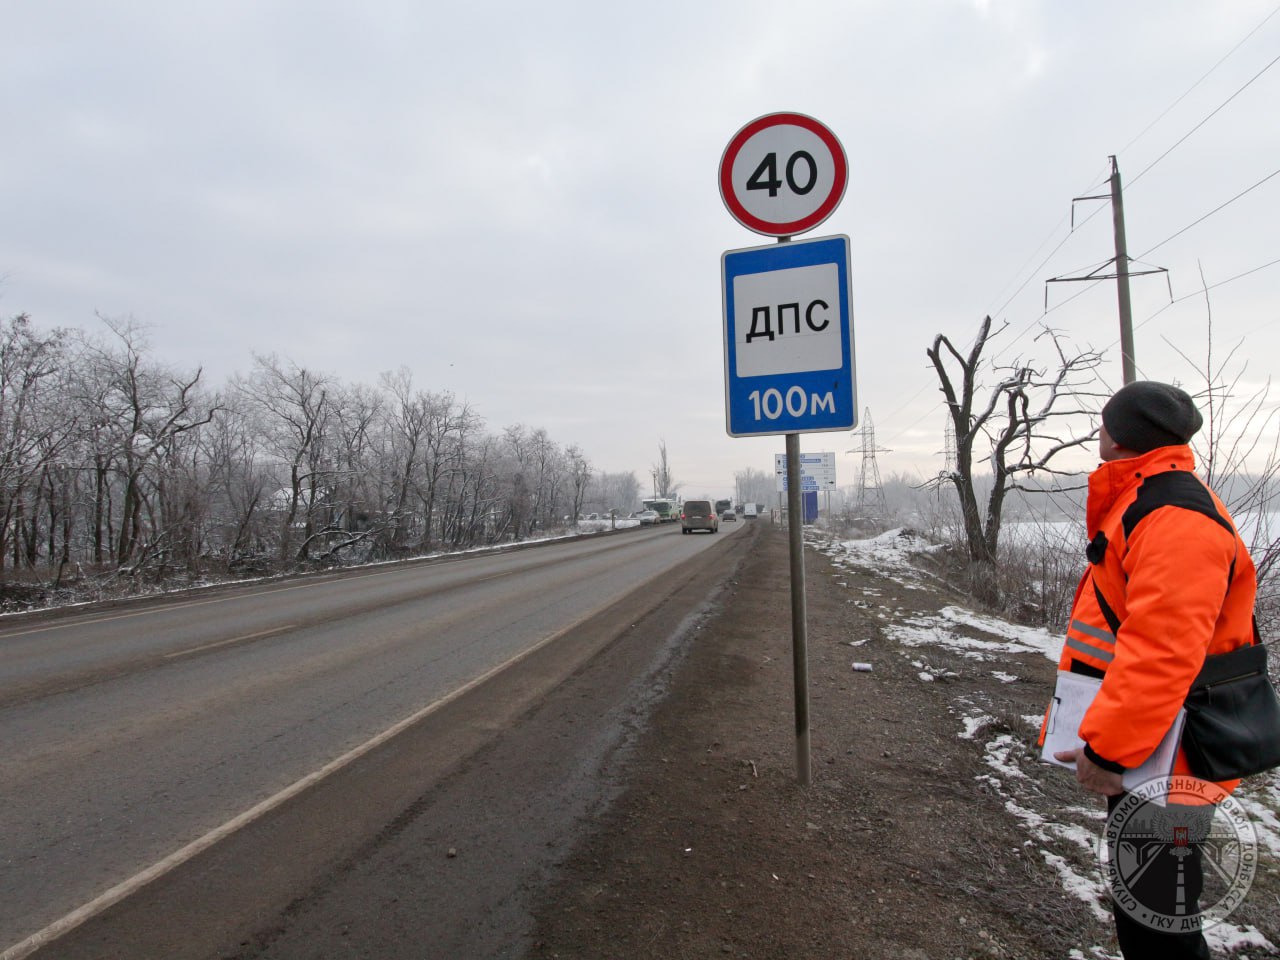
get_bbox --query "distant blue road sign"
[722,235,857,437]
[780,475,821,492]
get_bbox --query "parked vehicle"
[680,499,719,534]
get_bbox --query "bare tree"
[651,440,678,499]
[445,425,498,548]
[1183,340,1280,588]
[76,317,216,572]
[566,445,592,523]
[0,311,677,595]
[323,381,385,558]
[927,315,1103,602]
[597,470,640,514]
[379,368,430,551]
[238,355,333,564]
[201,399,274,565]
[1163,279,1280,605]
[527,428,565,533]
[0,315,74,571]
[500,425,533,540]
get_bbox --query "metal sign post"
[784,430,810,785]
[718,112,854,786]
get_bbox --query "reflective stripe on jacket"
[1052,445,1257,786]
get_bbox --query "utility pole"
[1045,155,1166,386]
[1109,157,1137,384]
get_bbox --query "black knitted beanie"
[1101,381,1203,453]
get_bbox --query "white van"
[743,502,758,519]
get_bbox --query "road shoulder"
[527,524,1099,960]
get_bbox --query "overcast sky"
[4,1,1278,500]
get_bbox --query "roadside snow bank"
[810,528,1278,957]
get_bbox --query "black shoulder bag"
[1093,583,1280,781]
[1182,620,1280,781]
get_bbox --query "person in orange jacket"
[1048,380,1257,959]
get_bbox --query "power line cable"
[1134,165,1280,260]
[893,10,1280,465]
[993,8,1280,346]
[997,66,1280,353]
[1031,145,1280,360]
[1118,2,1280,160]
[1131,254,1280,337]
[989,8,1280,340]
[1129,49,1280,188]
[984,165,1112,321]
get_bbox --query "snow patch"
[958,715,993,740]
[811,527,1280,953]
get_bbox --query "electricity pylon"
[942,415,957,475]
[850,407,890,519]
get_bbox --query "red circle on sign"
[719,112,848,237]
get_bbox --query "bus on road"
[642,498,680,523]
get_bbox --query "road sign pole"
[775,232,811,787]
[720,113,849,788]
[785,430,811,787]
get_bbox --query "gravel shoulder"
[526,522,1280,960]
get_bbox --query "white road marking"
[0,598,615,960]
[162,625,298,660]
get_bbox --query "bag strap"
[1092,577,1122,634]
[1090,480,1241,640]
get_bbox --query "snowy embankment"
[810,527,1278,960]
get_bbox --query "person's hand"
[1054,748,1125,796]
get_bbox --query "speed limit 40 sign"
[719,112,848,237]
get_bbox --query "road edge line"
[0,610,602,960]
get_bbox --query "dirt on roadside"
[525,522,1119,960]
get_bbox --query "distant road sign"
[774,452,837,491]
[719,112,848,237]
[721,235,857,437]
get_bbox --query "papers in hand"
[1041,670,1185,804]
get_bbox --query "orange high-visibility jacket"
[1051,445,1257,787]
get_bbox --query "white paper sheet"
[1040,670,1185,805]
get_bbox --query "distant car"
[680,499,719,534]
[637,509,660,526]
[721,510,737,521]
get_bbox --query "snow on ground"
[810,527,1279,958]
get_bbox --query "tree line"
[0,314,641,586]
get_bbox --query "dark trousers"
[1106,793,1211,960]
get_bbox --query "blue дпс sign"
[721,234,857,437]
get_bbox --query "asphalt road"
[0,519,755,960]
